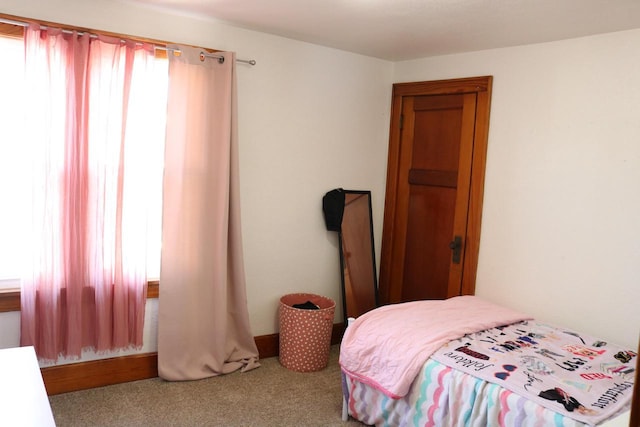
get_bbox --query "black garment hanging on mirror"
[322,188,345,232]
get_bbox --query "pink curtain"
[158,46,259,380]
[20,25,158,361]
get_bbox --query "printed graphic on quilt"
[430,320,635,426]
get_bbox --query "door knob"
[449,236,462,264]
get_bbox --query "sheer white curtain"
[20,25,163,361]
[158,47,259,380]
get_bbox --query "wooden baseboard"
[41,322,345,395]
[41,352,158,395]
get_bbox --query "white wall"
[0,0,393,363]
[394,30,640,350]
[1,1,638,372]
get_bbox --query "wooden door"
[379,77,492,304]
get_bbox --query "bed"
[339,296,636,426]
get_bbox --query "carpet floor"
[49,345,365,426]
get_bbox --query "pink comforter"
[339,296,532,398]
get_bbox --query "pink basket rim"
[280,293,335,310]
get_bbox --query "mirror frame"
[337,190,379,327]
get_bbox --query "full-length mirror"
[337,190,378,325]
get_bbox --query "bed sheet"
[343,357,588,427]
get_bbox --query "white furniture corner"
[0,346,55,426]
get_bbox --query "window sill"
[0,281,159,313]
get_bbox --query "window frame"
[0,282,159,312]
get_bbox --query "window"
[0,33,27,288]
[0,26,167,291]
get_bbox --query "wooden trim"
[0,12,218,57]
[378,93,406,304]
[392,76,492,96]
[147,280,159,299]
[255,333,279,359]
[330,322,346,345]
[41,352,158,395]
[0,282,159,313]
[0,289,20,312]
[0,22,23,38]
[0,12,168,48]
[41,322,345,395]
[461,80,492,296]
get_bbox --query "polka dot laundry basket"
[279,293,335,372]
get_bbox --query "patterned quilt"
[430,320,636,426]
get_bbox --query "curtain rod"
[155,46,256,66]
[202,52,257,66]
[0,17,256,66]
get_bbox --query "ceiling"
[124,0,640,61]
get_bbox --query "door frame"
[379,76,493,303]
